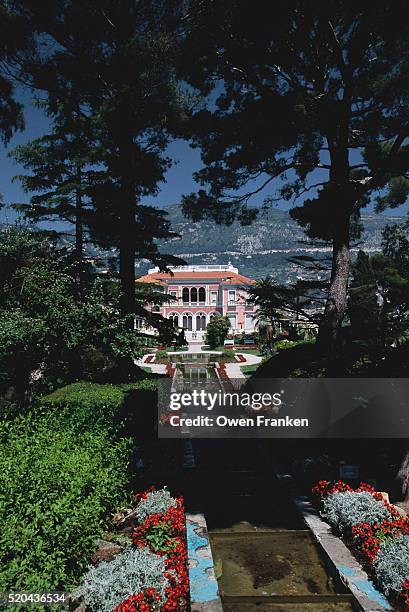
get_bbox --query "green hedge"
[0,380,156,594]
[37,381,128,431]
[273,338,316,352]
[219,348,239,362]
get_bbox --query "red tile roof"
[136,270,255,285]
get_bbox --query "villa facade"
[136,263,257,334]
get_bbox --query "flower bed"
[75,487,189,611]
[217,362,235,392]
[165,363,175,377]
[312,480,409,610]
[234,344,258,350]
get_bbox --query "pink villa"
[136,263,257,336]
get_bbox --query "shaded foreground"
[141,437,357,610]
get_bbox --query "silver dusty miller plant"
[136,488,177,524]
[321,491,392,534]
[373,535,409,595]
[73,547,168,611]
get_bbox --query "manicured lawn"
[236,348,262,356]
[241,363,261,376]
[140,365,155,373]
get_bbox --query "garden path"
[224,352,262,381]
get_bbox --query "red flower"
[312,479,402,519]
[400,579,409,612]
[165,363,175,378]
[312,479,409,610]
[351,517,409,567]
[118,489,190,611]
[114,588,161,612]
[311,479,353,499]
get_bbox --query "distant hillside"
[135,205,406,283]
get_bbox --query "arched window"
[196,313,206,331]
[190,287,197,304]
[182,313,192,331]
[182,288,189,304]
[198,287,206,304]
[169,313,179,328]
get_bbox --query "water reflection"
[169,352,219,364]
[173,362,220,393]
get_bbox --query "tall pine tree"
[180,0,409,359]
[15,0,187,322]
[11,101,99,286]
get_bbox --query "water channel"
[164,353,357,610]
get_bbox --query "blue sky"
[0,92,51,218]
[1,87,408,225]
[0,88,204,223]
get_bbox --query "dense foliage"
[0,3,30,148]
[349,223,409,352]
[249,277,324,329]
[0,227,168,411]
[0,381,154,593]
[205,315,230,349]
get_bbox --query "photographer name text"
[168,414,309,428]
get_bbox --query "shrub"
[74,547,168,612]
[0,415,131,592]
[322,491,392,535]
[373,535,409,596]
[205,315,230,349]
[38,381,128,433]
[274,339,315,352]
[0,381,155,593]
[121,379,157,393]
[135,488,177,524]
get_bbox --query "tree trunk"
[75,161,84,290]
[317,132,352,363]
[112,135,138,382]
[118,136,136,329]
[119,216,136,329]
[317,206,351,362]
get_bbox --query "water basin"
[222,599,356,610]
[209,529,357,609]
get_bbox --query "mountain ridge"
[135,205,405,283]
